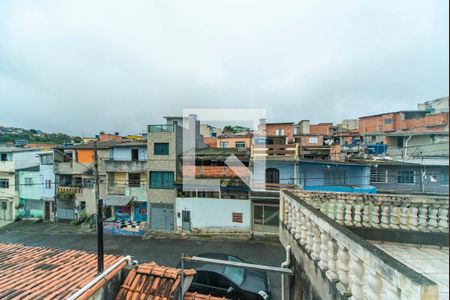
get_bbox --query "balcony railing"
[251,143,300,158]
[296,190,448,232]
[105,159,147,173]
[148,124,175,133]
[57,186,83,194]
[280,190,439,299]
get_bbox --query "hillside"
[0,125,82,145]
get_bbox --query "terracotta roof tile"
[184,292,228,300]
[115,263,215,300]
[0,243,125,299]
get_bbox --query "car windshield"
[223,255,245,286]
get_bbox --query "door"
[0,201,8,221]
[181,210,191,230]
[44,202,50,221]
[150,204,174,231]
[265,168,280,184]
[131,149,139,161]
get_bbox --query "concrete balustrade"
[280,190,439,300]
[294,190,448,232]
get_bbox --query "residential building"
[294,120,334,159]
[259,121,295,144]
[217,133,253,149]
[104,142,148,222]
[0,147,41,221]
[360,158,449,195]
[203,137,218,148]
[53,142,112,220]
[336,119,359,131]
[359,109,449,158]
[17,166,42,219]
[99,132,123,142]
[39,151,56,221]
[200,123,222,138]
[147,115,203,231]
[280,190,447,299]
[176,148,251,234]
[417,96,449,114]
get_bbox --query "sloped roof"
[115,262,197,300]
[0,243,126,299]
[103,195,134,206]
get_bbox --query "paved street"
[0,222,286,299]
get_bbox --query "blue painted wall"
[109,146,147,161]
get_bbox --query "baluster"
[366,269,382,300]
[353,201,362,227]
[409,205,419,231]
[389,205,400,229]
[400,205,410,230]
[380,202,391,228]
[438,205,448,233]
[336,200,345,225]
[294,209,302,240]
[312,225,321,261]
[300,209,308,246]
[318,230,329,271]
[350,254,365,300]
[284,199,291,230]
[321,200,329,215]
[370,202,381,228]
[418,204,429,231]
[306,215,314,253]
[327,201,335,220]
[362,201,371,227]
[344,201,353,226]
[326,239,338,282]
[384,280,401,300]
[428,205,440,232]
[337,244,351,296]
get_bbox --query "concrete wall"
[252,160,296,186]
[110,146,147,161]
[301,162,371,187]
[40,163,55,201]
[18,170,41,200]
[175,197,251,232]
[12,151,40,169]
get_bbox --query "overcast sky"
[0,1,448,136]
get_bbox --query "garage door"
[150,204,174,231]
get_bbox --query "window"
[45,180,52,189]
[0,179,9,189]
[220,142,229,148]
[232,212,243,223]
[442,173,448,186]
[25,177,33,185]
[324,168,346,186]
[308,137,318,144]
[1,202,6,210]
[397,170,415,184]
[275,129,285,136]
[149,171,174,189]
[235,141,246,148]
[211,132,217,137]
[131,149,139,160]
[128,173,141,187]
[370,168,387,183]
[63,152,73,162]
[384,118,392,124]
[0,153,7,161]
[80,201,86,211]
[154,143,169,155]
[82,178,94,188]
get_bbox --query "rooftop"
[0,243,126,299]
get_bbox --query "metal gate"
[57,200,75,220]
[252,203,279,233]
[150,203,174,231]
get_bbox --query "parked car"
[178,252,271,300]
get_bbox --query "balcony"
[280,190,447,299]
[107,184,147,202]
[56,186,82,200]
[148,124,174,133]
[105,159,147,173]
[251,144,300,159]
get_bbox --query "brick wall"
[265,123,294,142]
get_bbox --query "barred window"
[397,170,415,184]
[370,168,387,183]
[25,177,33,185]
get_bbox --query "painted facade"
[18,167,43,218]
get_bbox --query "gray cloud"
[0,0,448,136]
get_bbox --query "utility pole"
[94,140,104,273]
